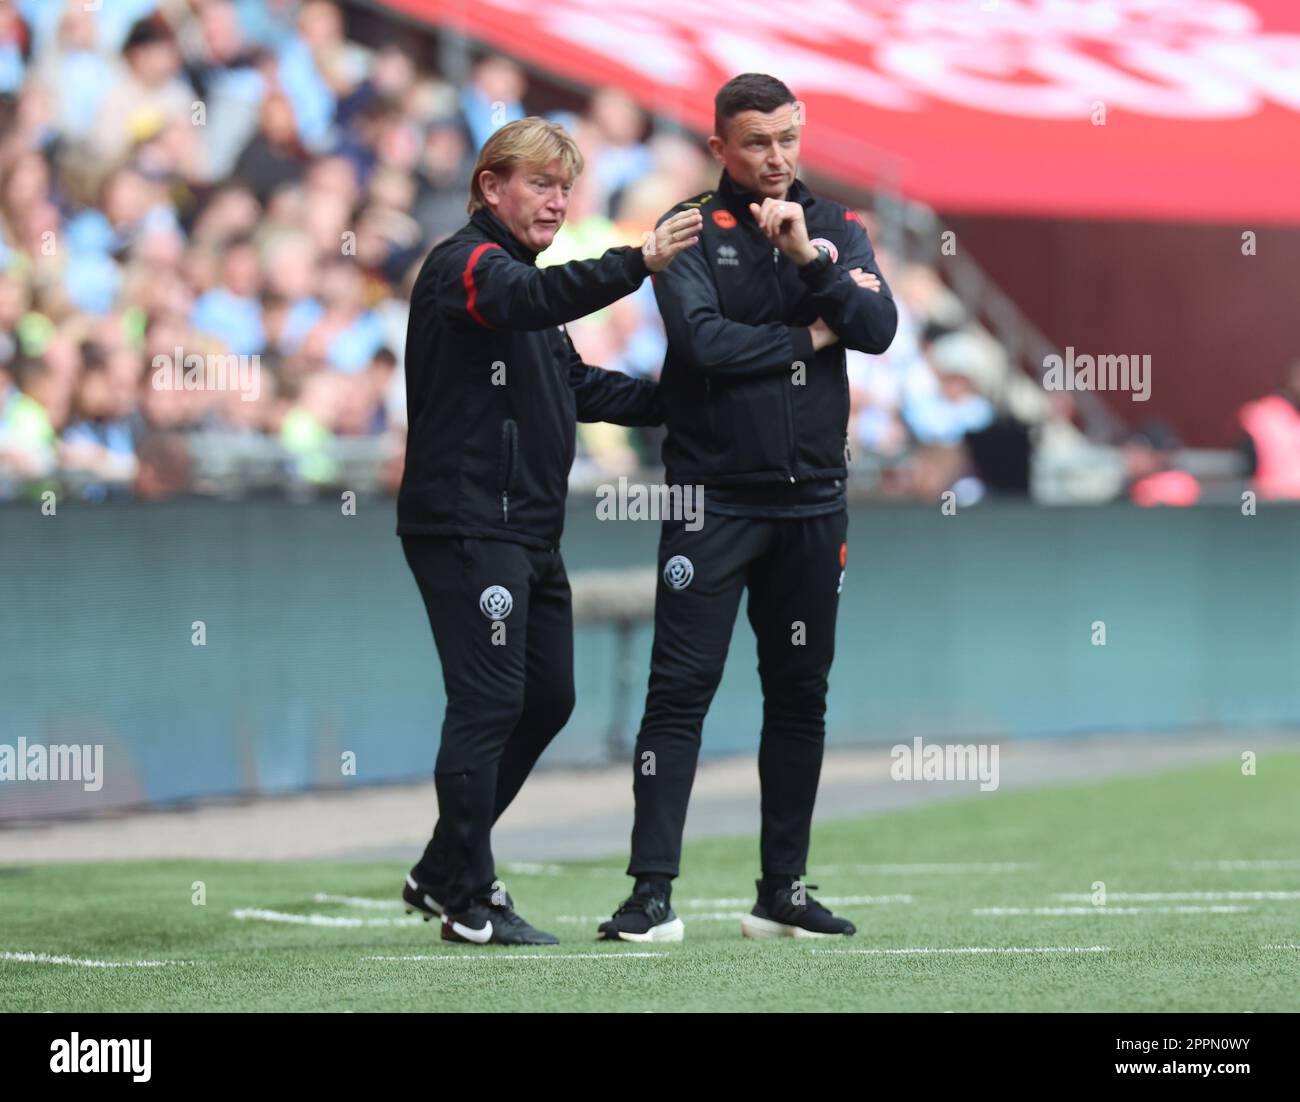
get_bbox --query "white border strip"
[820,863,1032,874]
[975,905,1250,915]
[810,945,1112,955]
[361,952,667,961]
[1055,891,1300,901]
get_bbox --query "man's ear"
[479,169,501,208]
[706,135,726,165]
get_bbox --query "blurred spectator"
[1238,359,1300,501]
[1031,392,1124,504]
[181,0,268,182]
[30,5,114,141]
[0,355,56,490]
[412,116,472,242]
[233,90,308,204]
[276,0,366,152]
[1123,421,1200,507]
[0,0,30,96]
[59,352,138,500]
[92,15,195,165]
[459,55,525,150]
[190,238,265,355]
[280,369,340,484]
[587,87,652,218]
[134,429,192,499]
[298,257,383,373]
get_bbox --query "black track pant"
[401,536,574,913]
[629,509,848,879]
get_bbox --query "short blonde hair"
[467,117,584,214]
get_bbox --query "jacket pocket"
[497,418,519,523]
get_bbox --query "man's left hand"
[848,267,881,293]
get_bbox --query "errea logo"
[715,244,739,267]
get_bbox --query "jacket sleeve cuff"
[619,246,650,284]
[797,251,836,291]
[788,325,816,367]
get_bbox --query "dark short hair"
[714,73,797,137]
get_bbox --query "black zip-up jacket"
[397,207,662,549]
[655,172,897,487]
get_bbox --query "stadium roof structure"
[374,0,1300,225]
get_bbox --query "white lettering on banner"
[481,0,1300,120]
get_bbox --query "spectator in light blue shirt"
[275,0,366,153]
[903,331,998,446]
[459,55,526,151]
[296,257,383,374]
[233,0,299,53]
[30,5,115,141]
[191,240,265,356]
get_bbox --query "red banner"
[376,0,1300,224]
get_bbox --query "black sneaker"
[401,870,446,921]
[440,882,558,946]
[597,880,684,943]
[741,878,856,939]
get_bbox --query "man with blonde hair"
[397,116,701,945]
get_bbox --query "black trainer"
[597,879,684,943]
[740,878,856,939]
[440,882,558,946]
[401,869,447,921]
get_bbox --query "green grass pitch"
[3,749,1299,1012]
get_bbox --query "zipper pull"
[501,491,509,523]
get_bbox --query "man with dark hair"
[398,117,701,946]
[598,73,897,943]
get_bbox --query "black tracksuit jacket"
[397,208,663,549]
[655,172,898,488]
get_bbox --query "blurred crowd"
[0,0,1292,507]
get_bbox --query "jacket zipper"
[774,246,796,482]
[498,418,518,523]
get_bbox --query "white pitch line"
[312,893,404,909]
[820,862,1032,874]
[1,950,187,969]
[1263,944,1300,950]
[975,905,1250,915]
[1187,859,1300,870]
[809,945,1112,956]
[1055,891,1300,902]
[232,908,422,927]
[498,863,622,877]
[499,863,568,876]
[361,952,667,961]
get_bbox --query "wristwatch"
[801,244,834,273]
